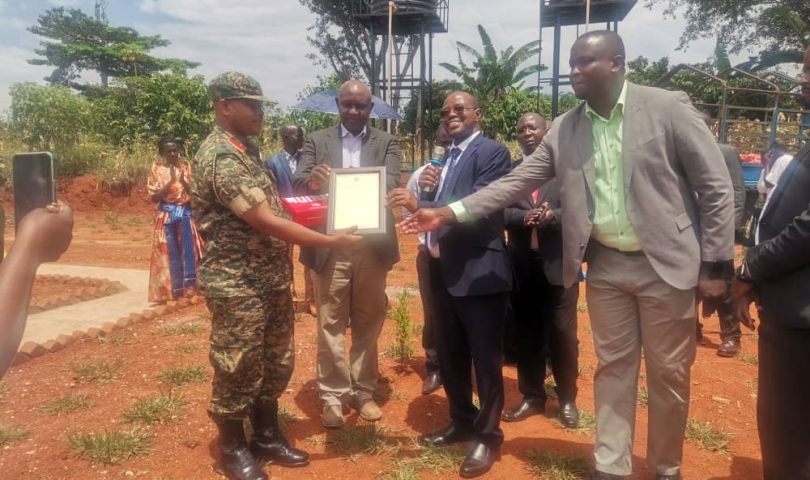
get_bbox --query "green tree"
[91,73,213,150]
[439,25,544,104]
[298,0,419,105]
[646,0,809,67]
[28,0,199,88]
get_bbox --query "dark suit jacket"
[419,133,513,297]
[746,141,810,329]
[292,125,401,273]
[718,143,746,231]
[504,171,565,286]
[265,150,296,198]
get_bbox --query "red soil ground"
[0,177,763,480]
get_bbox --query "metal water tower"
[351,0,450,168]
[538,0,638,117]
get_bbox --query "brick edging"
[13,294,205,367]
[29,275,128,314]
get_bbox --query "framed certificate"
[327,167,387,235]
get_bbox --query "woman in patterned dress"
[147,136,203,303]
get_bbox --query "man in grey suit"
[401,31,734,480]
[292,80,401,429]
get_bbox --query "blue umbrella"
[292,90,403,121]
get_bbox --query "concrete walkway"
[23,264,150,346]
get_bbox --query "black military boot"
[249,401,310,468]
[216,419,268,480]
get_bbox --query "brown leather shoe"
[501,397,545,422]
[716,338,740,357]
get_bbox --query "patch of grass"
[97,334,132,346]
[378,462,419,480]
[326,424,397,457]
[278,403,302,427]
[745,378,758,394]
[545,378,558,400]
[525,449,590,479]
[637,386,649,405]
[162,323,204,336]
[0,424,30,445]
[410,443,467,471]
[472,395,480,409]
[37,393,93,416]
[738,353,759,366]
[125,216,142,227]
[170,343,204,354]
[551,408,596,435]
[68,427,153,464]
[583,324,592,335]
[122,393,187,424]
[576,302,588,313]
[387,290,415,364]
[102,204,119,227]
[159,365,208,388]
[685,418,732,455]
[72,358,124,384]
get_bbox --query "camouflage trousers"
[206,290,295,423]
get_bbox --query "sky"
[0,0,743,115]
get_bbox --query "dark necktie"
[429,147,462,251]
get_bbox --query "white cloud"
[139,0,157,13]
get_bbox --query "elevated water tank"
[371,0,437,15]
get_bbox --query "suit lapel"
[573,108,596,202]
[327,126,343,168]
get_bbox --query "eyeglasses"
[440,106,476,118]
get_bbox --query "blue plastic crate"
[741,163,763,188]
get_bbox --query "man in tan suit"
[401,31,734,480]
[292,80,401,429]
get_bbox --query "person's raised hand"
[331,226,363,248]
[398,207,453,234]
[386,188,418,213]
[698,278,727,299]
[418,164,441,191]
[169,165,177,182]
[310,164,332,190]
[16,201,74,264]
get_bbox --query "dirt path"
[0,182,763,480]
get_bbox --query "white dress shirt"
[340,124,366,168]
[285,150,297,174]
[756,154,794,244]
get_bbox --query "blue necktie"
[428,147,462,251]
[437,147,462,202]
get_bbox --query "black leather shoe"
[421,372,442,395]
[249,402,310,468]
[216,420,268,480]
[655,474,682,480]
[559,400,580,428]
[501,397,545,422]
[459,442,500,478]
[716,338,740,357]
[419,424,473,447]
[592,471,625,480]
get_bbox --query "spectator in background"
[0,202,73,379]
[147,136,203,304]
[266,125,315,316]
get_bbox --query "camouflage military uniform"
[192,121,295,423]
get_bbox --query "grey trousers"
[311,243,388,407]
[586,241,696,477]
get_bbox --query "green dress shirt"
[585,81,640,252]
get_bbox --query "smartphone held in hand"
[12,152,56,231]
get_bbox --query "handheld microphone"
[422,146,445,194]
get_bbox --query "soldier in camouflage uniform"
[192,72,361,480]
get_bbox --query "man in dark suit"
[292,80,401,429]
[387,91,512,478]
[732,45,810,480]
[696,114,747,356]
[265,125,316,315]
[501,113,581,429]
[401,31,734,480]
